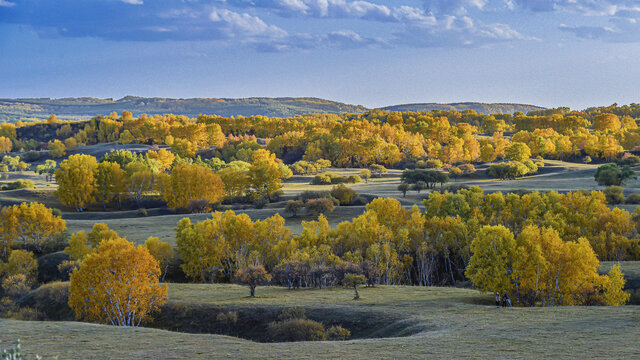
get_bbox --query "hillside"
[0,97,368,122]
[381,102,545,114]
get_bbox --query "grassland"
[2,284,639,359]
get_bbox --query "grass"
[2,284,640,359]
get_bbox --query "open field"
[1,284,639,359]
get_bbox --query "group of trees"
[466,225,628,306]
[54,148,292,211]
[172,188,637,301]
[3,104,639,177]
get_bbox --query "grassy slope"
[1,284,639,359]
[381,102,545,114]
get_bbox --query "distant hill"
[381,102,545,114]
[0,97,546,122]
[0,96,368,122]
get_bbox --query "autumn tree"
[593,113,622,132]
[234,265,271,296]
[95,161,126,210]
[48,139,66,158]
[55,154,99,211]
[506,142,531,162]
[68,237,168,326]
[360,169,371,183]
[0,202,66,254]
[248,149,291,200]
[465,225,516,295]
[144,236,175,282]
[158,163,224,210]
[0,136,12,154]
[35,160,56,181]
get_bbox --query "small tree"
[412,181,428,193]
[305,198,335,217]
[343,273,366,300]
[369,164,387,178]
[604,186,625,205]
[284,200,304,217]
[235,265,271,297]
[397,183,410,197]
[359,169,371,183]
[449,167,462,181]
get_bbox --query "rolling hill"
[0,97,546,122]
[0,97,368,122]
[381,102,545,114]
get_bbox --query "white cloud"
[0,0,16,7]
[121,0,143,5]
[210,8,288,38]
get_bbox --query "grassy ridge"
[381,102,545,114]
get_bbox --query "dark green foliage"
[594,163,636,186]
[326,325,351,340]
[488,161,536,180]
[284,200,305,217]
[626,193,640,204]
[401,169,449,188]
[36,252,69,284]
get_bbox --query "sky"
[1,0,640,110]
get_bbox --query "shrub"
[253,198,268,209]
[187,199,210,213]
[604,186,625,204]
[626,193,640,204]
[326,325,351,340]
[458,163,476,175]
[51,208,63,217]
[284,200,305,217]
[20,151,42,163]
[268,318,327,342]
[311,174,332,185]
[278,306,306,321]
[37,252,69,283]
[425,159,444,169]
[137,208,148,217]
[346,175,362,184]
[594,163,636,186]
[1,180,35,191]
[57,260,80,281]
[351,195,370,206]
[306,198,335,216]
[331,184,357,205]
[583,156,592,163]
[41,231,70,254]
[1,340,51,360]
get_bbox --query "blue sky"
[1,0,640,109]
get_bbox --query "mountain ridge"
[0,96,545,122]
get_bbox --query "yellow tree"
[217,167,250,198]
[68,237,167,326]
[48,139,67,158]
[0,136,12,153]
[170,138,197,158]
[95,161,126,210]
[158,163,225,209]
[146,148,175,172]
[144,236,175,282]
[248,149,290,199]
[2,249,38,285]
[465,225,516,295]
[64,231,92,262]
[592,113,622,132]
[55,154,99,212]
[0,202,66,253]
[87,223,119,248]
[175,217,229,283]
[602,264,630,306]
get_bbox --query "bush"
[284,200,305,217]
[1,180,35,191]
[311,174,332,185]
[187,199,210,213]
[268,318,327,342]
[326,325,351,340]
[331,184,358,205]
[36,252,69,283]
[305,198,335,216]
[425,159,444,169]
[278,306,306,321]
[351,195,370,206]
[604,186,625,204]
[41,231,70,254]
[488,161,535,180]
[17,281,72,321]
[51,208,63,217]
[346,175,362,184]
[20,150,42,163]
[137,208,148,217]
[626,193,640,204]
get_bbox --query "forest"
[1,103,640,358]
